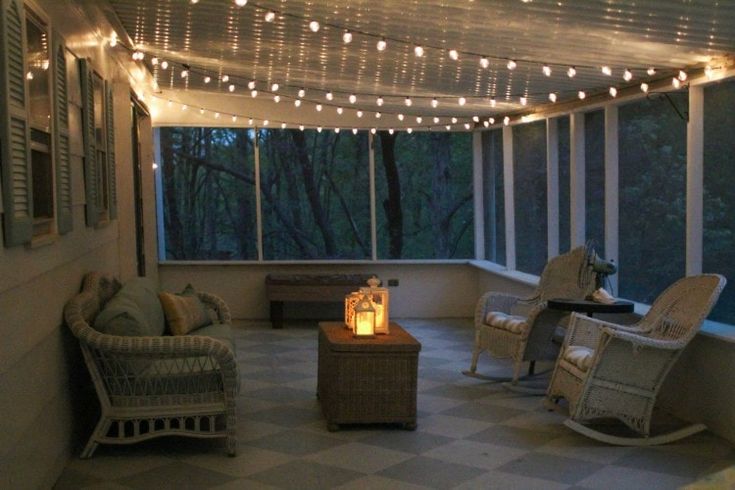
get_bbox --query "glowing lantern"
[354,294,376,337]
[367,276,390,334]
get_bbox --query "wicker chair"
[64,273,239,458]
[464,246,596,388]
[545,274,726,445]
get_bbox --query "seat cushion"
[94,278,165,336]
[159,285,211,336]
[484,311,528,334]
[564,345,595,372]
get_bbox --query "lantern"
[344,291,361,332]
[367,276,390,334]
[353,293,376,337]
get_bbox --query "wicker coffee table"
[317,322,421,431]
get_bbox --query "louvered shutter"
[0,0,33,246]
[105,81,116,219]
[52,31,72,234]
[79,57,98,226]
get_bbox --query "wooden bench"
[265,274,374,328]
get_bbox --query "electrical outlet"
[387,279,399,287]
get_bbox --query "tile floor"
[55,319,735,489]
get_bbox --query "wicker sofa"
[64,272,239,458]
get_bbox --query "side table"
[317,321,421,431]
[547,298,634,317]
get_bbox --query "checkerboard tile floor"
[55,319,735,489]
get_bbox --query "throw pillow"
[159,285,211,335]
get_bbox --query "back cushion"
[94,278,165,336]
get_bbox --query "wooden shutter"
[79,57,98,227]
[105,81,117,219]
[52,31,72,234]
[0,0,33,246]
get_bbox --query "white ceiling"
[103,0,735,125]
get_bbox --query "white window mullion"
[546,118,559,259]
[687,85,704,276]
[153,128,166,261]
[570,112,586,247]
[369,131,377,261]
[502,126,516,270]
[473,131,485,260]
[254,130,264,262]
[604,105,619,294]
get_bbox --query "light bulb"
[503,116,510,126]
[299,125,305,131]
[204,76,211,83]
[433,117,439,123]
[490,98,496,107]
[705,65,714,79]
[232,115,237,121]
[451,117,458,123]
[309,20,320,32]
[414,45,424,57]
[316,104,323,111]
[407,128,413,134]
[431,98,438,108]
[334,127,340,133]
[235,0,247,6]
[248,118,253,125]
[263,119,269,126]
[672,77,681,88]
[507,59,517,70]
[228,84,235,92]
[398,114,404,121]
[199,108,204,114]
[352,128,358,134]
[214,112,220,118]
[488,117,495,124]
[357,110,363,118]
[567,66,577,78]
[181,104,188,111]
[609,86,618,97]
[376,38,387,51]
[326,91,333,100]
[298,88,305,98]
[273,95,280,102]
[480,57,490,68]
[458,97,466,106]
[416,116,423,123]
[601,65,612,76]
[181,69,189,78]
[578,90,586,99]
[343,30,352,44]
[294,99,302,107]
[678,70,687,81]
[265,11,275,22]
[376,96,384,106]
[449,49,459,60]
[248,80,256,90]
[317,126,322,132]
[623,69,633,81]
[370,128,376,134]
[349,94,357,104]
[151,57,159,66]
[520,96,527,106]
[405,97,412,106]
[110,34,118,47]
[161,60,169,70]
[647,67,656,76]
[375,112,382,118]
[445,125,451,131]
[464,123,471,130]
[337,107,343,115]
[472,116,480,123]
[271,83,279,91]
[640,83,649,93]
[389,128,394,134]
[483,120,489,128]
[251,89,258,97]
[548,92,557,102]
[222,75,229,82]
[542,65,551,76]
[281,123,287,129]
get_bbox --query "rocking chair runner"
[545,274,726,445]
[465,245,597,386]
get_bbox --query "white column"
[503,126,516,270]
[254,130,264,261]
[546,118,559,259]
[604,106,619,294]
[369,131,378,261]
[687,85,704,276]
[570,112,586,247]
[473,131,485,260]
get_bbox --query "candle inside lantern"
[354,293,376,337]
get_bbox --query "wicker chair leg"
[80,417,110,459]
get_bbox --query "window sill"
[159,259,471,266]
[468,260,540,287]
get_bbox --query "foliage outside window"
[482,129,505,265]
[618,95,687,304]
[374,131,473,259]
[513,120,548,275]
[557,116,571,253]
[703,79,735,324]
[159,127,257,260]
[585,110,605,257]
[259,129,370,260]
[26,9,54,235]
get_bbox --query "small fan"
[579,240,617,292]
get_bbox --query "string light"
[251,89,258,97]
[406,128,413,134]
[601,66,612,76]
[161,60,169,70]
[416,116,423,123]
[334,127,340,133]
[316,104,323,111]
[214,112,220,118]
[451,117,458,124]
[298,88,305,98]
[337,107,343,114]
[235,0,247,6]
[672,77,681,88]
[567,66,576,78]
[282,122,287,129]
[263,119,269,126]
[180,68,189,78]
[203,76,211,83]
[520,96,527,106]
[490,98,496,108]
[623,69,633,81]
[271,83,279,91]
[388,128,394,134]
[483,121,489,127]
[506,59,516,70]
[488,117,495,124]
[609,86,618,97]
[294,99,302,107]
[352,128,358,134]
[449,49,459,60]
[445,125,451,131]
[542,65,551,76]
[433,116,439,123]
[472,116,479,123]
[458,97,466,106]
[299,125,305,131]
[371,128,377,134]
[480,57,489,68]
[678,70,687,81]
[222,75,229,82]
[228,84,235,92]
[248,118,254,125]
[375,112,382,118]
[349,94,357,104]
[326,91,333,100]
[343,30,352,43]
[640,83,649,93]
[376,96,384,106]
[464,123,471,130]
[273,94,280,102]
[647,67,656,76]
[503,116,510,126]
[397,114,404,121]
[431,98,438,108]
[357,110,363,117]
[265,11,275,22]
[404,97,412,106]
[578,90,586,99]
[309,20,320,32]
[199,107,204,114]
[414,45,424,57]
[232,115,237,121]
[548,92,557,102]
[151,57,159,66]
[376,38,387,51]
[248,80,256,90]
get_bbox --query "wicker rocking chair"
[545,274,726,446]
[464,246,597,391]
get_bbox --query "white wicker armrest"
[198,292,232,323]
[600,327,685,351]
[564,313,624,349]
[475,292,522,329]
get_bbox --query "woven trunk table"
[317,322,421,431]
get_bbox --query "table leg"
[270,301,284,329]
